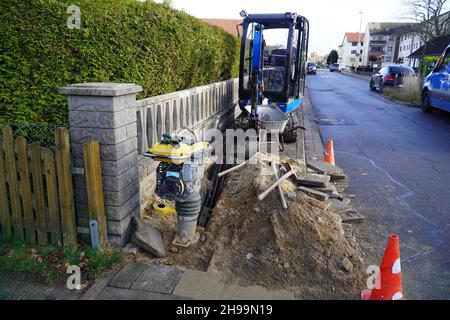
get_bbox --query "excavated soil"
[138,154,367,299]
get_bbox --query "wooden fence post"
[83,140,108,249]
[30,144,47,244]
[55,128,77,248]
[17,137,35,243]
[0,136,12,239]
[43,148,62,246]
[2,127,24,241]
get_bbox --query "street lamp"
[358,11,363,69]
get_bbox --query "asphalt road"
[307,70,450,300]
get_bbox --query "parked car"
[422,44,450,113]
[307,62,317,75]
[369,65,416,93]
[329,63,340,72]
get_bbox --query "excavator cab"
[238,12,309,126]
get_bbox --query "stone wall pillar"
[59,83,143,246]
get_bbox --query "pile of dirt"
[138,154,367,299]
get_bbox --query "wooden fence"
[0,126,107,248]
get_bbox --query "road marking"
[366,158,439,229]
[336,150,441,231]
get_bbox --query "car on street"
[421,44,450,113]
[307,62,317,75]
[329,63,340,72]
[369,65,416,93]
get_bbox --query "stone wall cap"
[59,83,143,97]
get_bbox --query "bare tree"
[406,0,449,40]
[403,0,449,79]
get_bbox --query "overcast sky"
[154,0,413,56]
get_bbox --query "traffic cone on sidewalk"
[324,139,335,166]
[361,234,406,300]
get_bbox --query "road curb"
[340,71,421,109]
[302,88,325,161]
[375,93,420,109]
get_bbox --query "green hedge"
[421,56,440,76]
[0,0,240,124]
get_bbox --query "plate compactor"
[145,131,209,247]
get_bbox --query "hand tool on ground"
[258,169,295,201]
[217,152,259,178]
[271,161,288,210]
[281,162,299,183]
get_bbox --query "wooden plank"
[0,137,12,239]
[83,140,108,249]
[30,144,47,245]
[43,148,62,246]
[55,128,77,248]
[17,137,36,243]
[2,127,24,241]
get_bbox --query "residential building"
[362,22,415,67]
[337,44,343,65]
[309,52,323,64]
[397,33,423,68]
[397,11,450,68]
[201,19,242,36]
[409,34,450,64]
[339,32,365,67]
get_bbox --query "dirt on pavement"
[137,154,367,299]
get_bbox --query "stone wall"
[60,79,238,246]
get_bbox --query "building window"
[370,46,384,52]
[388,46,393,52]
[351,50,357,54]
[385,57,392,62]
[352,42,358,46]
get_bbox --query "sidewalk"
[82,262,296,300]
[302,89,325,161]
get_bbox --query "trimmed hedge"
[0,0,240,124]
[421,56,440,76]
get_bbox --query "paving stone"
[220,284,296,300]
[330,172,347,181]
[330,198,353,214]
[96,286,186,300]
[109,262,147,289]
[307,159,343,175]
[314,183,339,197]
[298,186,329,201]
[130,264,184,294]
[297,173,330,187]
[132,217,165,258]
[340,210,365,223]
[173,269,226,300]
[81,274,115,300]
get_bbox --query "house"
[339,32,365,67]
[362,22,416,67]
[309,52,323,64]
[397,11,450,68]
[337,44,343,65]
[409,35,450,62]
[201,19,242,37]
[397,33,423,67]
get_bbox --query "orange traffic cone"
[361,234,406,300]
[324,139,335,166]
